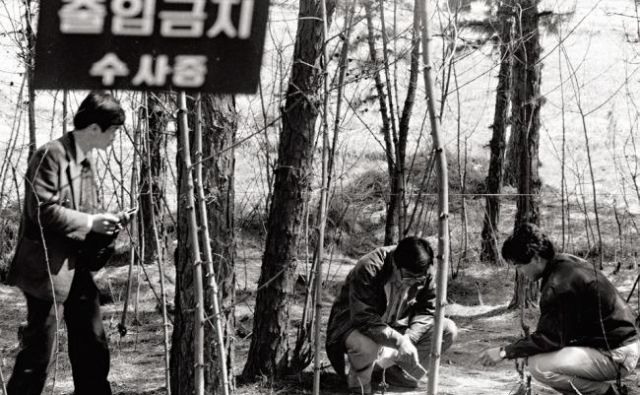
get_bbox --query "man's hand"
[91,213,121,235]
[397,335,420,367]
[478,347,504,366]
[116,209,135,228]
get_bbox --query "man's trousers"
[326,316,458,389]
[528,340,640,395]
[7,269,112,395]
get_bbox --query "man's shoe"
[382,365,419,389]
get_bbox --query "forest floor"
[1,240,640,395]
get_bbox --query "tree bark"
[480,2,513,263]
[200,95,237,392]
[25,0,36,160]
[173,92,205,395]
[363,0,396,245]
[377,0,402,244]
[241,0,336,380]
[510,0,543,308]
[420,0,451,391]
[364,0,419,244]
[171,94,237,394]
[397,0,421,238]
[141,94,169,266]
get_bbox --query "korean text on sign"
[57,0,255,88]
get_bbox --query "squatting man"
[479,223,640,395]
[325,236,458,394]
[6,91,134,395]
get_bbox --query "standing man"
[479,223,639,395]
[325,236,458,394]
[7,91,133,395]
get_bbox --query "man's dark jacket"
[326,246,437,351]
[7,133,112,302]
[505,253,638,358]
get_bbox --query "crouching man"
[325,236,458,394]
[479,223,639,395]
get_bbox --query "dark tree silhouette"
[480,1,514,263]
[242,0,337,380]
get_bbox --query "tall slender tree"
[200,95,237,392]
[480,0,514,263]
[242,0,337,379]
[364,0,421,245]
[363,0,394,244]
[24,0,36,160]
[140,94,169,266]
[510,0,543,307]
[171,94,237,394]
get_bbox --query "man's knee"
[440,318,458,352]
[443,318,458,342]
[345,330,381,366]
[528,354,558,385]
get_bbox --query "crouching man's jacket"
[505,253,638,359]
[326,245,437,350]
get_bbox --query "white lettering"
[206,0,237,38]
[59,0,107,34]
[89,52,129,85]
[111,0,156,36]
[132,55,172,86]
[159,0,207,38]
[173,55,207,87]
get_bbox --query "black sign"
[34,0,269,93]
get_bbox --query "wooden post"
[312,0,330,393]
[177,91,205,395]
[420,0,451,393]
[193,94,231,395]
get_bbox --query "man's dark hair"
[393,236,434,274]
[502,223,555,264]
[73,91,125,132]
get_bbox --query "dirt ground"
[1,250,640,395]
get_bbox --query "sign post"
[34,0,270,93]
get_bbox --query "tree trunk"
[200,95,237,392]
[241,0,336,380]
[480,2,513,263]
[363,0,396,246]
[510,0,543,308]
[364,0,419,244]
[503,126,518,186]
[141,94,169,266]
[397,0,421,238]
[420,0,451,391]
[385,175,401,245]
[171,94,237,394]
[25,0,36,160]
[377,0,402,244]
[62,90,68,135]
[172,93,205,395]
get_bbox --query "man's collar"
[540,256,556,282]
[70,131,89,164]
